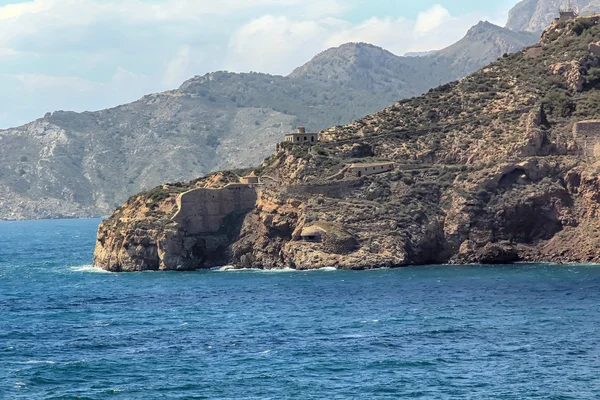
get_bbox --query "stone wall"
[349,163,395,177]
[172,184,258,235]
[283,180,361,199]
[573,120,600,157]
[284,133,319,144]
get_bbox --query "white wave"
[256,267,337,272]
[212,266,339,273]
[213,265,246,272]
[70,265,113,274]
[258,268,297,273]
[213,266,297,273]
[90,321,112,327]
[23,360,55,364]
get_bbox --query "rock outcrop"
[95,15,600,271]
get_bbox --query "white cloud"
[0,0,348,23]
[0,48,18,56]
[14,74,97,92]
[0,68,155,127]
[227,5,492,74]
[0,1,504,128]
[0,0,52,20]
[415,4,451,35]
[164,46,194,87]
[226,15,337,75]
[326,17,411,52]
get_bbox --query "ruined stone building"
[172,184,258,235]
[300,225,327,242]
[284,127,320,144]
[573,120,600,157]
[297,222,359,254]
[557,1,578,21]
[240,172,260,185]
[558,10,578,21]
[349,162,395,177]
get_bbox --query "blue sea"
[1,219,600,399]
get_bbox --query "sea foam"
[213,266,337,273]
[70,265,113,274]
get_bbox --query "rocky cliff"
[0,23,537,221]
[94,15,600,271]
[506,0,600,33]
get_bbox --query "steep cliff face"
[95,15,600,271]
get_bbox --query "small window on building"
[311,136,315,142]
[297,137,300,142]
[304,136,307,141]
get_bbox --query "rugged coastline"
[95,16,600,272]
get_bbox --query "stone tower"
[559,0,578,21]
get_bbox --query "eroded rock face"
[95,154,599,271]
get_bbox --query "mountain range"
[0,7,542,220]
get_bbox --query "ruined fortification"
[95,16,600,272]
[573,120,600,157]
[172,184,258,235]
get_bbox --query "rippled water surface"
[1,219,600,399]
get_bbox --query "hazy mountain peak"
[429,21,538,77]
[288,42,398,81]
[466,21,504,36]
[506,0,600,33]
[404,50,437,57]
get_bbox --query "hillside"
[94,14,600,271]
[0,22,537,221]
[436,22,539,75]
[507,0,600,32]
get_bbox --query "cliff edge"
[95,15,600,271]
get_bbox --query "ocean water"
[1,219,600,399]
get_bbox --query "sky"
[0,0,521,128]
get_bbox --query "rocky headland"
[95,15,600,271]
